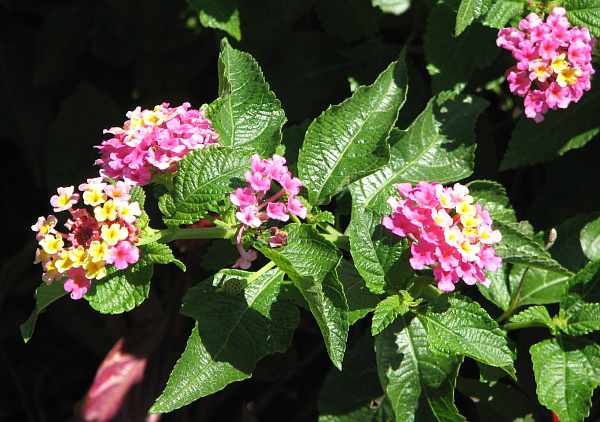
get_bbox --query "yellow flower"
[551,54,569,73]
[460,214,481,228]
[70,246,87,267]
[84,258,107,280]
[88,240,109,262]
[101,223,129,246]
[556,66,582,87]
[462,226,479,238]
[94,200,118,222]
[55,250,75,273]
[456,201,476,217]
[39,234,64,255]
[83,188,107,206]
[459,241,480,261]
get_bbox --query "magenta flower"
[497,7,596,122]
[266,202,289,222]
[382,182,502,292]
[96,102,219,185]
[232,248,258,270]
[106,241,140,270]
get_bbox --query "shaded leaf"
[482,0,524,28]
[338,260,380,326]
[581,217,600,261]
[20,281,67,343]
[190,0,241,41]
[504,306,552,331]
[562,302,600,336]
[139,242,186,271]
[371,295,410,336]
[455,0,492,35]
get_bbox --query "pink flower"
[106,241,139,270]
[383,182,502,292]
[96,102,219,185]
[269,227,288,248]
[236,206,262,228]
[50,186,80,212]
[498,8,596,122]
[279,174,302,196]
[104,181,131,202]
[64,268,91,300]
[287,197,307,219]
[31,215,58,240]
[267,202,289,222]
[245,171,271,192]
[230,187,257,209]
[233,248,258,269]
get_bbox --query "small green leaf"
[347,200,408,294]
[256,224,348,369]
[482,0,524,29]
[581,217,600,261]
[531,338,600,422]
[151,268,297,413]
[20,281,67,343]
[140,242,185,271]
[509,264,570,306]
[298,56,408,205]
[371,295,410,336]
[455,0,493,35]
[190,0,241,41]
[162,147,252,226]
[562,302,600,336]
[478,263,511,311]
[419,296,514,371]
[504,306,553,331]
[372,0,411,15]
[564,0,600,37]
[375,316,464,422]
[85,263,153,314]
[208,38,286,155]
[352,93,487,214]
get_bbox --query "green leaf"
[494,221,573,275]
[318,334,394,422]
[151,268,297,413]
[419,296,514,371]
[581,217,600,261]
[375,316,464,422]
[85,263,154,314]
[455,0,492,35]
[509,264,570,307]
[298,57,408,206]
[129,185,146,207]
[468,180,516,224]
[20,281,67,343]
[372,0,411,15]
[347,201,408,294]
[504,306,552,331]
[256,224,348,369]
[161,147,252,225]
[338,260,380,326]
[140,242,186,271]
[425,3,499,92]
[562,302,600,335]
[207,38,286,155]
[371,295,410,336]
[500,85,600,170]
[478,263,512,311]
[482,0,524,28]
[190,0,241,41]
[531,338,600,422]
[569,259,600,289]
[352,93,487,214]
[564,0,600,37]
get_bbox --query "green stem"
[159,226,236,243]
[496,266,531,323]
[321,225,350,250]
[247,261,277,283]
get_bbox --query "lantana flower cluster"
[96,102,219,185]
[32,179,142,299]
[497,7,595,122]
[229,154,307,268]
[382,182,502,292]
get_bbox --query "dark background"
[2,0,600,421]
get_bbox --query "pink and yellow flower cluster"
[230,154,307,229]
[32,179,142,299]
[96,102,219,185]
[382,182,502,292]
[497,7,595,122]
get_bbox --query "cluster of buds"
[229,154,307,269]
[382,182,502,292]
[96,102,219,185]
[497,7,595,122]
[32,179,142,299]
